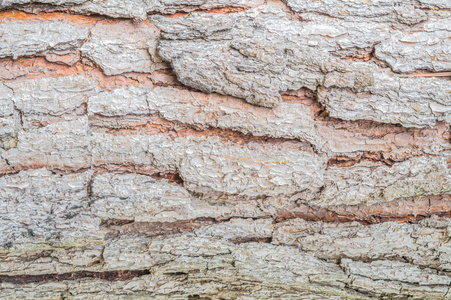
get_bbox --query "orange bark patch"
[0,56,157,89]
[0,9,153,25]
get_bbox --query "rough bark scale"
[0,0,450,298]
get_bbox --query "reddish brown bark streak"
[276,194,451,225]
[103,217,218,238]
[327,152,396,168]
[0,270,151,284]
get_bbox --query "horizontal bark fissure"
[102,217,218,238]
[327,152,397,168]
[231,237,273,244]
[276,194,451,225]
[403,71,451,79]
[0,56,159,87]
[1,5,259,21]
[283,88,451,138]
[417,6,451,12]
[348,272,451,289]
[90,114,317,150]
[0,165,184,187]
[0,9,131,23]
[148,6,251,18]
[95,195,451,241]
[0,269,151,284]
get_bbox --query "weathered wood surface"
[0,0,450,298]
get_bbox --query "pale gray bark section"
[88,86,152,116]
[6,75,98,116]
[152,7,451,127]
[0,18,164,73]
[80,23,163,75]
[1,170,450,299]
[320,65,451,128]
[153,9,348,107]
[0,83,18,150]
[0,19,90,61]
[283,0,431,23]
[375,28,451,73]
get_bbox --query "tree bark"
[0,0,450,298]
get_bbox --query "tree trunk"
[0,0,450,298]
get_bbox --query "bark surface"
[0,0,450,299]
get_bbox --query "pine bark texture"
[0,0,450,299]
